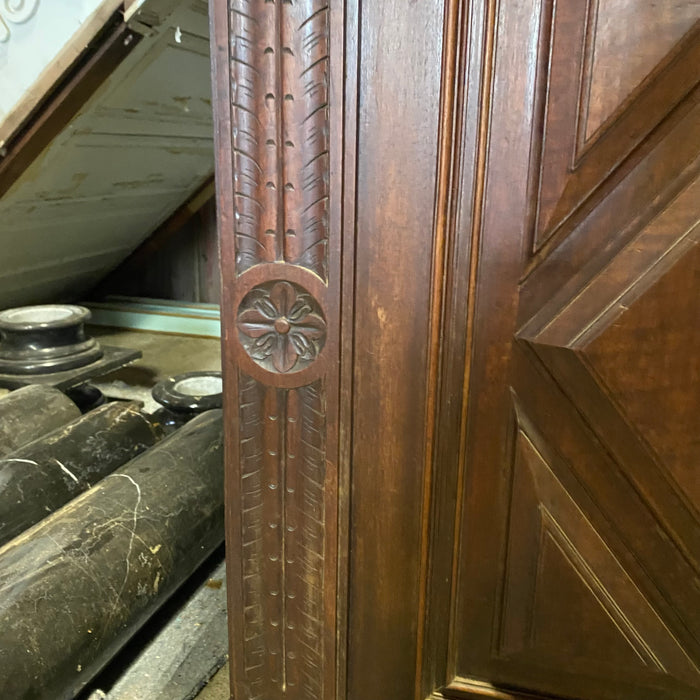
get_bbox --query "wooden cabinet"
[209,1,700,698]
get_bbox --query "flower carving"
[237,281,326,374]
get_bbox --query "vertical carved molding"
[230,0,329,279]
[211,0,345,697]
[239,375,326,697]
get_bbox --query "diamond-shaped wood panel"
[583,243,700,510]
[530,0,699,249]
[523,176,700,534]
[514,175,700,695]
[582,0,698,143]
[497,420,698,688]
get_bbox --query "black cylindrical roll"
[0,384,81,458]
[65,383,106,413]
[0,401,161,547]
[0,410,223,700]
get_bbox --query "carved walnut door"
[433,0,700,698]
[209,0,700,698]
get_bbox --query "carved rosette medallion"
[237,280,326,374]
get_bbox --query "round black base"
[0,305,103,375]
[151,371,223,414]
[151,371,223,434]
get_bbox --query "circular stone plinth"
[151,371,223,414]
[0,304,102,375]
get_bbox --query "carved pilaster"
[210,0,345,697]
[239,375,326,697]
[229,0,329,279]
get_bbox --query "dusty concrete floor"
[88,326,221,412]
[195,663,230,699]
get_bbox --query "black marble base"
[0,345,141,390]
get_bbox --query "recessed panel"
[583,0,698,142]
[583,244,700,512]
[498,422,697,689]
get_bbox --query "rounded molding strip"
[236,280,326,375]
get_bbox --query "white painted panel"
[8,131,212,202]
[0,0,122,145]
[89,27,213,138]
[0,0,214,308]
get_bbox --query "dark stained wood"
[210,0,700,699]
[441,0,700,699]
[0,15,139,199]
[580,1,698,142]
[435,681,558,700]
[346,0,447,696]
[583,243,700,503]
[210,0,348,697]
[419,0,491,694]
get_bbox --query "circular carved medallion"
[236,280,326,374]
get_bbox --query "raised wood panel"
[529,0,699,250]
[506,122,700,700]
[581,0,699,143]
[498,413,699,690]
[532,531,648,669]
[445,0,700,698]
[521,177,700,565]
[446,334,700,699]
[515,339,700,654]
[583,244,700,510]
[520,89,700,326]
